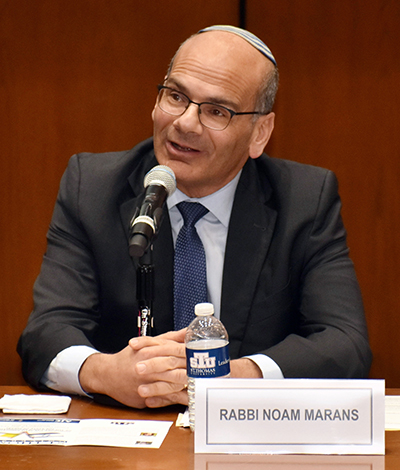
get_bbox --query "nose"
[173,102,203,134]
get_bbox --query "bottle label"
[186,344,230,378]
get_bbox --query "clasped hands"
[79,329,188,409]
[79,329,262,409]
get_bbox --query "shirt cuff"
[245,354,284,379]
[41,345,99,397]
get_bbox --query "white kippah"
[198,25,277,66]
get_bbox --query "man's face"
[152,31,275,198]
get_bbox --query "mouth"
[170,141,200,153]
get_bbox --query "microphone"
[129,165,176,258]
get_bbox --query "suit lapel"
[221,158,277,358]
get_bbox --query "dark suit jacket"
[18,137,372,388]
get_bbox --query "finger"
[138,381,183,399]
[145,390,188,408]
[135,356,186,375]
[137,370,188,398]
[159,328,187,342]
[129,336,161,350]
[131,342,187,362]
[135,357,187,383]
[138,368,188,390]
[129,333,186,352]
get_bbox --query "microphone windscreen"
[144,165,176,196]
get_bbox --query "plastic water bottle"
[185,302,230,432]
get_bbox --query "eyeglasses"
[156,85,264,131]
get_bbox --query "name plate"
[194,378,385,455]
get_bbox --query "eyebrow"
[165,77,240,111]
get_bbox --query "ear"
[151,78,167,121]
[248,112,275,159]
[151,102,157,122]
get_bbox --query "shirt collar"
[167,170,242,228]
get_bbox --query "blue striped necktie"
[174,202,209,330]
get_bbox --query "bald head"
[167,28,279,114]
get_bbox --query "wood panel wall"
[1,0,399,386]
[247,0,400,385]
[0,0,238,385]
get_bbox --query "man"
[18,25,372,409]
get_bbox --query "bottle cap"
[195,302,214,316]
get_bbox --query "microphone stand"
[129,183,168,337]
[136,246,154,336]
[130,200,166,337]
[92,247,154,407]
[128,164,176,336]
